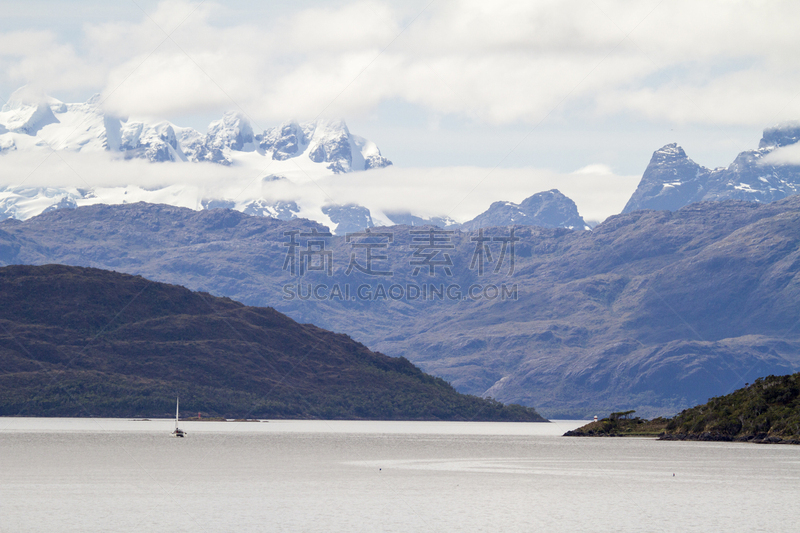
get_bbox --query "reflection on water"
[1,419,798,532]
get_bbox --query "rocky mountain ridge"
[624,122,800,213]
[460,189,588,231]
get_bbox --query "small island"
[565,373,800,444]
[563,410,669,437]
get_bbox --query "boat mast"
[176,396,179,429]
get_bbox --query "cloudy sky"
[2,0,800,223]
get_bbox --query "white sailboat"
[172,397,186,438]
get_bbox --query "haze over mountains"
[3,198,799,417]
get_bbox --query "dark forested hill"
[566,373,800,444]
[2,199,800,417]
[659,373,800,443]
[0,264,544,421]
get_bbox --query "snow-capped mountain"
[0,88,399,232]
[623,122,800,213]
[0,87,393,172]
[460,189,589,231]
[259,119,391,173]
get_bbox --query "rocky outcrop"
[322,204,374,234]
[461,189,588,230]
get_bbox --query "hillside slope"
[0,264,544,421]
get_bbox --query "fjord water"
[1,419,798,532]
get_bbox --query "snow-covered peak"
[207,111,254,152]
[354,134,392,170]
[256,118,392,172]
[258,120,308,160]
[653,143,687,159]
[0,87,60,136]
[305,119,354,173]
[120,120,183,162]
[4,86,55,108]
[85,94,102,107]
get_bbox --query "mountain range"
[6,89,800,232]
[0,87,392,170]
[0,88,590,233]
[3,199,799,417]
[4,90,800,419]
[0,87,404,230]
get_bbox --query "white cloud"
[4,0,800,128]
[313,164,639,223]
[0,150,638,224]
[759,143,800,166]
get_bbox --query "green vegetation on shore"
[563,411,669,437]
[565,373,800,444]
[660,373,800,443]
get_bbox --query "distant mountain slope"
[460,189,588,231]
[623,123,800,213]
[2,201,799,417]
[0,264,543,420]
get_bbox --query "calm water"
[1,418,798,532]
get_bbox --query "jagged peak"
[654,143,685,156]
[759,121,800,149]
[646,143,702,169]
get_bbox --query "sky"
[2,0,800,223]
